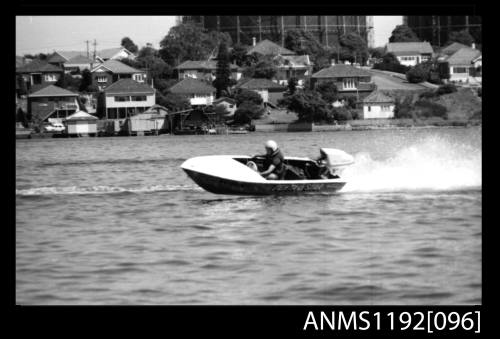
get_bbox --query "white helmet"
[265,140,278,151]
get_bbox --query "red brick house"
[311,64,375,99]
[16,59,64,92]
[27,85,80,124]
[91,60,147,91]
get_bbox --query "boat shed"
[362,91,395,119]
[65,110,98,136]
[120,105,169,135]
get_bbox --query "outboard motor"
[320,148,355,177]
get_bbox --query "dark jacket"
[264,148,286,179]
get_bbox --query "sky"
[16,16,402,55]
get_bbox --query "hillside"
[434,88,482,120]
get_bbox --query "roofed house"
[235,78,286,106]
[273,54,313,86]
[91,60,147,90]
[47,51,91,68]
[247,39,296,56]
[64,111,98,137]
[443,47,482,84]
[16,59,64,91]
[27,85,80,124]
[212,97,237,116]
[440,42,470,57]
[101,78,156,120]
[386,42,434,66]
[362,91,395,119]
[63,55,96,74]
[169,78,216,107]
[176,60,242,81]
[311,64,375,99]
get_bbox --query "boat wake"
[16,184,203,196]
[342,136,481,193]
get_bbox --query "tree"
[332,107,353,121]
[287,77,298,95]
[315,81,338,103]
[339,32,369,64]
[214,104,231,119]
[230,43,251,67]
[16,107,29,127]
[368,47,386,59]
[213,42,232,98]
[121,37,138,54]
[156,92,191,112]
[55,74,81,92]
[159,23,225,67]
[234,89,263,106]
[446,30,475,47]
[278,90,332,122]
[389,25,420,43]
[79,69,93,92]
[233,102,265,124]
[382,52,399,64]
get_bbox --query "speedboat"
[181,148,354,195]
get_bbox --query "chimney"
[331,59,335,66]
[472,43,476,50]
[252,37,256,46]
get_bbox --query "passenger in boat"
[259,140,286,180]
[315,149,339,179]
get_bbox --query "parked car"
[43,122,66,133]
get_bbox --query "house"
[120,107,169,136]
[91,60,147,91]
[64,111,98,136]
[386,42,434,66]
[273,54,313,86]
[47,51,92,68]
[212,97,237,116]
[16,59,64,90]
[311,64,375,99]
[443,47,482,84]
[175,60,242,81]
[27,85,80,124]
[235,78,286,106]
[63,55,96,74]
[246,39,296,56]
[440,42,470,57]
[96,47,136,62]
[362,91,395,119]
[101,78,156,120]
[169,78,216,107]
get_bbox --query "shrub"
[315,81,338,103]
[332,107,352,121]
[419,90,438,99]
[394,96,414,119]
[235,89,263,106]
[477,87,482,97]
[413,100,447,119]
[436,83,458,95]
[233,102,265,124]
[406,65,429,83]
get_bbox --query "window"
[343,78,356,90]
[97,76,107,83]
[382,105,391,112]
[453,67,468,74]
[133,74,145,82]
[131,96,147,101]
[44,74,57,82]
[107,108,117,119]
[114,96,130,102]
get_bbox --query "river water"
[16,127,482,305]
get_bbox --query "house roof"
[98,47,133,60]
[103,78,155,95]
[363,91,394,104]
[386,42,434,55]
[65,110,98,121]
[441,42,469,56]
[275,54,312,68]
[247,39,296,56]
[213,97,236,105]
[445,47,481,66]
[16,59,63,73]
[236,78,286,90]
[176,60,240,70]
[169,78,216,94]
[48,51,89,63]
[28,85,78,98]
[312,64,371,78]
[16,56,28,68]
[91,59,143,74]
[65,55,95,64]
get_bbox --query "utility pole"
[281,16,285,47]
[93,39,97,62]
[236,16,240,44]
[324,16,328,47]
[85,40,90,59]
[258,16,262,42]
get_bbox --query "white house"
[102,78,156,120]
[386,42,434,67]
[169,78,216,107]
[444,47,482,84]
[362,91,395,119]
[235,78,286,106]
[96,47,136,62]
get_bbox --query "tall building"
[404,16,481,47]
[180,16,373,48]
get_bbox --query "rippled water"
[16,128,482,305]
